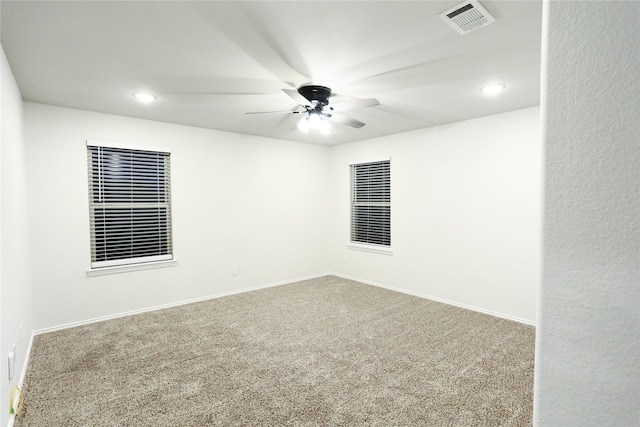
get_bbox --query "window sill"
[87,259,177,276]
[348,243,393,255]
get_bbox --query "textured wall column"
[535,1,639,425]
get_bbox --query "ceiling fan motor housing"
[298,85,332,107]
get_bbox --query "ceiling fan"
[247,85,380,134]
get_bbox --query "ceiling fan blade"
[329,98,380,113]
[329,114,366,129]
[192,3,309,86]
[283,88,313,106]
[245,109,303,115]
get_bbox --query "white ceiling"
[1,1,542,146]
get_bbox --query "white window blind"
[350,160,391,247]
[87,142,173,269]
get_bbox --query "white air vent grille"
[439,1,496,35]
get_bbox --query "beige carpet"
[16,276,535,426]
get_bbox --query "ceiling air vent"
[439,1,496,35]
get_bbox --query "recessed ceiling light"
[480,83,506,96]
[132,92,157,103]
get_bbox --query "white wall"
[329,107,541,323]
[24,103,331,330]
[24,103,541,331]
[534,1,639,425]
[1,46,34,427]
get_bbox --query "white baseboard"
[330,272,536,326]
[35,271,534,336]
[34,272,332,336]
[7,330,35,427]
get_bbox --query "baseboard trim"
[34,272,534,335]
[7,331,35,427]
[34,272,332,336]
[331,273,536,326]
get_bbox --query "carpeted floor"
[16,276,535,426]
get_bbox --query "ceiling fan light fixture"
[320,119,331,135]
[307,113,323,130]
[297,117,310,134]
[297,113,331,135]
[480,83,506,96]
[132,92,157,103]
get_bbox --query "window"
[87,141,173,269]
[350,159,391,249]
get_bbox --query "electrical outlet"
[8,351,15,381]
[343,254,348,263]
[232,265,238,275]
[19,325,23,341]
